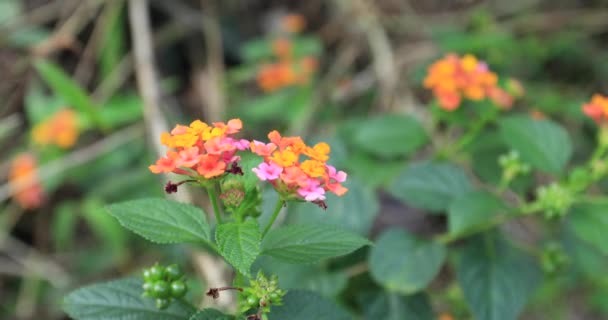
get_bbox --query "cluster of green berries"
[142,263,188,310]
[239,272,286,315]
[498,150,530,183]
[536,182,574,219]
[540,242,569,275]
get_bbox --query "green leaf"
[254,256,348,297]
[34,59,105,129]
[63,277,196,320]
[499,115,572,174]
[261,224,371,264]
[456,235,541,320]
[189,309,234,320]
[291,178,379,235]
[362,292,434,320]
[369,229,446,294]
[268,290,351,320]
[569,200,608,255]
[350,114,427,158]
[106,198,211,244]
[216,220,261,276]
[448,191,508,236]
[389,161,473,212]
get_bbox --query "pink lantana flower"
[298,179,326,201]
[252,162,283,181]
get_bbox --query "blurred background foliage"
[2,0,608,319]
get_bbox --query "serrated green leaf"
[63,277,196,320]
[216,220,261,276]
[261,224,371,264]
[34,59,105,129]
[499,115,572,174]
[268,290,351,320]
[350,114,427,158]
[106,198,210,244]
[362,292,434,320]
[448,191,508,236]
[369,228,445,294]
[291,178,379,235]
[389,161,473,212]
[189,308,234,320]
[456,235,541,320]
[254,256,348,297]
[569,200,608,255]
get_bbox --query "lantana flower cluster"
[250,130,347,203]
[31,108,79,148]
[256,42,318,92]
[423,53,513,111]
[582,94,608,125]
[149,119,249,180]
[255,14,318,93]
[9,153,45,209]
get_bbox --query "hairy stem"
[206,185,222,224]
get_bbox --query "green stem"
[206,185,223,224]
[261,199,285,238]
[437,107,499,159]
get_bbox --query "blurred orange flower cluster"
[149,119,249,180]
[257,55,318,92]
[582,94,608,125]
[251,130,347,204]
[9,153,45,209]
[281,14,306,34]
[423,54,513,111]
[31,108,79,148]
[256,14,318,92]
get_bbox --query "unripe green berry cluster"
[142,263,188,310]
[499,150,530,182]
[239,272,286,315]
[536,183,574,219]
[540,243,569,275]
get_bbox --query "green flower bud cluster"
[221,178,262,219]
[142,263,188,310]
[498,150,531,184]
[540,243,569,275]
[239,272,286,315]
[536,183,574,219]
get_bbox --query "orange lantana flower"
[582,94,608,125]
[9,153,45,209]
[32,108,79,148]
[423,54,514,111]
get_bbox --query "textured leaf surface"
[456,236,541,320]
[189,309,234,320]
[448,191,508,236]
[363,292,434,320]
[569,200,608,255]
[63,277,195,320]
[291,178,379,235]
[500,115,572,174]
[390,161,472,212]
[106,198,210,244]
[268,290,351,320]
[351,114,427,158]
[216,220,261,276]
[369,229,446,294]
[261,224,371,263]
